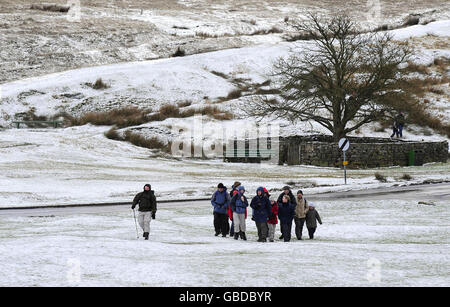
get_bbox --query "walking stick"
[132,209,139,239]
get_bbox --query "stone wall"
[279,135,449,168]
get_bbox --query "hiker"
[131,184,157,240]
[250,187,272,242]
[265,188,279,242]
[277,186,297,206]
[305,203,322,240]
[294,190,309,240]
[277,186,297,240]
[228,181,241,237]
[396,113,405,138]
[277,195,296,242]
[211,183,231,237]
[230,186,249,240]
[390,122,399,138]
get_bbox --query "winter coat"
[132,190,157,213]
[250,187,272,223]
[230,189,249,215]
[211,188,231,215]
[295,197,309,219]
[267,200,279,225]
[277,201,296,224]
[306,208,322,228]
[277,190,297,206]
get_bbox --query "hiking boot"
[234,233,239,240]
[215,232,220,237]
[241,232,247,241]
[143,232,149,240]
[279,235,284,240]
[269,239,274,242]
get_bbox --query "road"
[0,183,448,217]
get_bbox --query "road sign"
[338,138,350,152]
[338,138,350,184]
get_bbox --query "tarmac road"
[0,183,448,217]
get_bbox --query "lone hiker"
[230,186,249,240]
[132,184,157,240]
[211,183,231,237]
[250,187,272,242]
[294,190,309,240]
[305,203,322,240]
[277,186,297,240]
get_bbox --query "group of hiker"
[211,182,322,242]
[391,113,405,138]
[130,182,323,242]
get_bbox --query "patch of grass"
[91,78,109,90]
[405,62,429,74]
[64,106,150,128]
[374,173,387,183]
[401,174,413,181]
[104,127,121,140]
[210,71,229,79]
[124,130,167,150]
[227,89,243,100]
[172,47,186,57]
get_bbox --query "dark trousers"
[294,217,306,239]
[230,220,234,236]
[308,227,316,239]
[255,222,268,241]
[214,212,229,236]
[280,220,293,242]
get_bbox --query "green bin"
[408,150,415,166]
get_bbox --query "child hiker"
[305,202,322,239]
[264,188,278,242]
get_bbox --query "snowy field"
[1,125,449,208]
[0,197,448,286]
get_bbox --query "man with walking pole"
[132,184,157,240]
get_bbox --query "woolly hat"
[297,190,303,195]
[217,183,225,189]
[282,185,291,191]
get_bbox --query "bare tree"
[247,14,413,141]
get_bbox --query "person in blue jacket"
[250,187,272,242]
[230,186,249,240]
[278,194,296,242]
[211,183,231,237]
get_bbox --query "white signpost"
[338,138,350,184]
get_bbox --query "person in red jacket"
[264,188,278,242]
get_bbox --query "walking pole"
[132,209,139,239]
